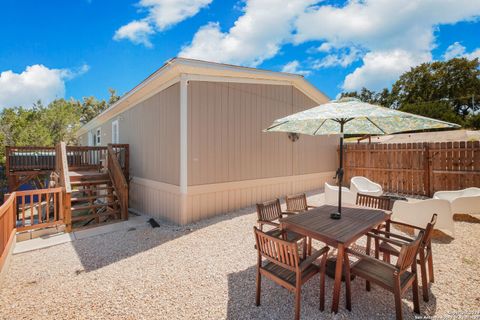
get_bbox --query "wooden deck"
[3,143,130,234]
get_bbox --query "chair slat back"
[396,230,424,271]
[285,193,308,212]
[254,227,299,271]
[257,199,283,222]
[422,214,437,247]
[356,193,393,210]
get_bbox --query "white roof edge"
[76,58,330,136]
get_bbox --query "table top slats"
[280,205,389,246]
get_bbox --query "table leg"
[331,243,344,313]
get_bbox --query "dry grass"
[1,193,479,319]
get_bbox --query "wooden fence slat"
[344,140,479,196]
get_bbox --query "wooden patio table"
[279,204,389,313]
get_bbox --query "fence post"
[424,143,433,197]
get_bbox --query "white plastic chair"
[350,176,383,197]
[433,187,480,215]
[391,199,454,237]
[324,182,356,205]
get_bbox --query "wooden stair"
[68,170,122,227]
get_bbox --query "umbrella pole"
[331,122,344,219]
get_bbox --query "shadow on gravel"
[226,264,437,319]
[70,204,259,272]
[70,189,325,273]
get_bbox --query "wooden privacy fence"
[344,141,480,197]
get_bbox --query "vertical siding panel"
[187,81,335,185]
[111,83,180,185]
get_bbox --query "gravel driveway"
[1,193,479,319]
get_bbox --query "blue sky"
[1,0,479,108]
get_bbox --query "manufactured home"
[76,58,338,224]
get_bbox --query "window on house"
[96,128,101,145]
[112,120,119,144]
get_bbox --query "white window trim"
[112,120,119,144]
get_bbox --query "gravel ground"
[1,192,479,320]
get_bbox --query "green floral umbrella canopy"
[265,97,460,135]
[265,97,460,219]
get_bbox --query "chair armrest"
[258,220,279,228]
[282,210,298,215]
[389,220,425,231]
[300,246,329,271]
[370,229,414,242]
[345,248,397,272]
[307,205,317,209]
[366,232,410,247]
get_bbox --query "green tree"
[42,99,82,144]
[390,58,480,116]
[399,101,465,126]
[340,57,480,128]
[80,88,120,124]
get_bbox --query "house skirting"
[130,172,335,225]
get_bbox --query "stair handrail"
[55,142,72,232]
[107,144,129,220]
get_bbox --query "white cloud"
[179,0,315,67]
[141,0,212,30]
[312,47,362,69]
[114,0,212,47]
[443,42,466,60]
[281,60,310,76]
[468,49,480,60]
[343,50,431,91]
[0,64,88,109]
[316,42,334,53]
[293,0,480,90]
[295,0,480,52]
[113,20,155,47]
[177,0,480,91]
[443,42,480,60]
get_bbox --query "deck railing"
[55,142,72,232]
[107,144,129,220]
[6,144,129,181]
[110,144,130,182]
[0,193,16,274]
[65,146,107,171]
[6,146,56,172]
[8,188,64,232]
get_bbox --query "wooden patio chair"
[253,227,330,320]
[256,199,305,245]
[370,214,437,302]
[343,230,424,320]
[285,193,317,254]
[285,193,316,212]
[356,193,393,211]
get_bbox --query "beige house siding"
[77,77,335,225]
[78,132,89,145]
[187,81,337,185]
[79,83,180,185]
[182,172,333,224]
[130,177,183,224]
[181,81,336,224]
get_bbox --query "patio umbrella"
[265,97,460,219]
